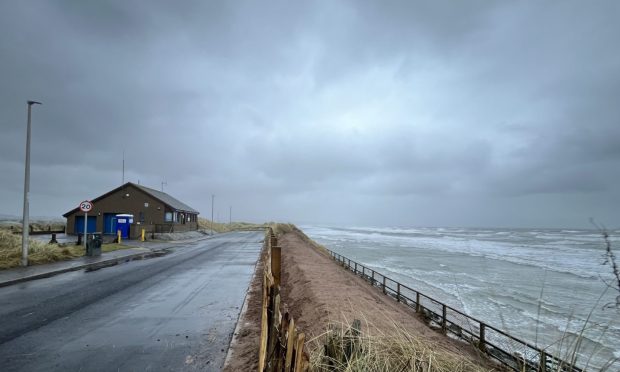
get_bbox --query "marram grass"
[308,319,497,372]
[197,218,267,233]
[0,230,84,269]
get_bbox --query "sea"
[302,225,620,371]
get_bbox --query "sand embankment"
[224,228,498,371]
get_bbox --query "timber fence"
[325,248,584,372]
[259,228,309,372]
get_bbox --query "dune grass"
[309,319,494,372]
[0,230,133,270]
[197,217,267,233]
[0,230,84,269]
[0,220,65,234]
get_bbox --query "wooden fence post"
[285,319,296,372]
[354,262,357,274]
[397,283,401,302]
[272,246,281,287]
[382,276,386,294]
[266,293,281,372]
[294,333,306,371]
[258,272,269,371]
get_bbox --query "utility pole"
[22,100,42,267]
[161,181,167,192]
[211,194,215,235]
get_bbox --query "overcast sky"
[1,1,619,228]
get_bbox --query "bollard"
[117,229,122,244]
[49,233,58,244]
[76,234,82,246]
[141,229,145,242]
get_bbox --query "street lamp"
[22,100,42,267]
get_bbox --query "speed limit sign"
[79,200,93,212]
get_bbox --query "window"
[164,212,172,222]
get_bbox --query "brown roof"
[63,182,199,217]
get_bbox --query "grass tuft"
[0,230,84,269]
[309,319,495,372]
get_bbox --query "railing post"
[441,304,447,333]
[397,283,401,302]
[539,351,547,372]
[371,270,375,285]
[479,323,486,352]
[362,266,365,278]
[416,292,421,313]
[354,262,357,274]
[382,276,386,294]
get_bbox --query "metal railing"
[325,249,583,372]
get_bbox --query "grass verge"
[0,230,132,270]
[101,243,129,253]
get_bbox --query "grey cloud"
[1,1,619,227]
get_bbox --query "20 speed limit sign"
[79,200,93,212]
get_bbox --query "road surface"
[0,231,263,372]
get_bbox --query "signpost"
[79,200,93,249]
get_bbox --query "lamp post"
[22,100,42,267]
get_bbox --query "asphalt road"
[0,231,263,372]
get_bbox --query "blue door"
[118,223,129,239]
[103,213,118,235]
[116,218,130,239]
[75,216,97,234]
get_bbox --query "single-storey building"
[63,182,199,239]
